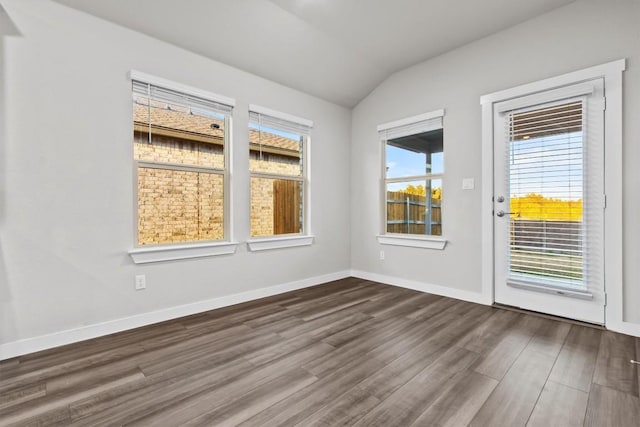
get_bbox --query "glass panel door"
[493,80,605,324]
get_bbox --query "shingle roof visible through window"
[133,98,301,155]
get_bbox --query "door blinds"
[505,98,602,295]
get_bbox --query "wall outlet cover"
[135,274,146,290]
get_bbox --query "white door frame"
[480,59,633,334]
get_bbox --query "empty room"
[1,0,639,425]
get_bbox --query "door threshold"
[492,303,606,330]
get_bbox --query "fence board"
[386,191,441,235]
[274,180,301,234]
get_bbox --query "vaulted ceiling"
[53,0,577,107]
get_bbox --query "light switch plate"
[462,178,475,190]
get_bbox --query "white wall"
[0,0,351,354]
[351,0,640,322]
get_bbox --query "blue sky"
[386,145,443,192]
[386,145,443,178]
[509,131,583,200]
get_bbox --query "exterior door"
[493,79,606,324]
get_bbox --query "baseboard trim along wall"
[350,270,491,306]
[607,320,640,338]
[4,269,637,360]
[0,270,351,361]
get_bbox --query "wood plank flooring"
[1,277,639,426]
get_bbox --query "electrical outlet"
[135,274,146,290]
[379,250,385,260]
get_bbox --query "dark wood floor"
[1,278,639,426]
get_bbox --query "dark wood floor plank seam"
[295,306,496,426]
[68,358,255,425]
[352,346,481,426]
[584,383,640,426]
[0,368,145,426]
[593,331,639,396]
[526,380,589,427]
[296,335,450,425]
[523,350,563,427]
[237,355,388,426]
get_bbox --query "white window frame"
[247,104,314,251]
[480,59,632,334]
[377,109,447,250]
[127,70,238,263]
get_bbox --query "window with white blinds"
[131,74,234,246]
[248,106,312,238]
[506,98,600,292]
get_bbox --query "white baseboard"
[607,320,640,337]
[0,270,351,361]
[350,270,490,305]
[6,268,633,361]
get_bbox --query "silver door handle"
[496,210,515,217]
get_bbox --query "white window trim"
[380,109,447,249]
[247,234,314,252]
[248,105,312,244]
[129,241,239,264]
[377,234,447,250]
[480,58,630,331]
[128,71,236,263]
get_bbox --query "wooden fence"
[511,219,582,253]
[274,179,301,234]
[386,191,441,235]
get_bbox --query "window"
[131,73,234,247]
[379,110,444,239]
[248,105,312,239]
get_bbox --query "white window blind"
[248,109,312,137]
[378,110,443,141]
[505,98,602,295]
[132,80,233,117]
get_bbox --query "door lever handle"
[496,210,516,217]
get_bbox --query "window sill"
[377,234,447,250]
[129,241,239,264]
[247,235,314,252]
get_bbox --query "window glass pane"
[137,168,224,244]
[430,152,444,175]
[508,102,584,286]
[385,128,443,178]
[133,95,225,169]
[386,179,442,236]
[251,177,302,237]
[249,125,302,177]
